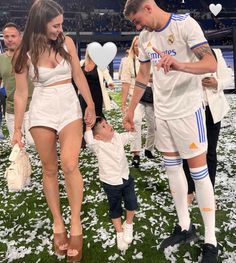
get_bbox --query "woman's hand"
[84,105,96,127]
[202,77,218,90]
[11,129,24,148]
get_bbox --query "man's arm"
[128,61,151,111]
[123,61,151,131]
[184,44,217,74]
[154,43,217,75]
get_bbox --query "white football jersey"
[139,14,208,120]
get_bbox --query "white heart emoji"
[209,3,222,16]
[87,42,117,70]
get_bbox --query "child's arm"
[120,131,138,146]
[84,126,98,152]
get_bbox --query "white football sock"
[164,156,190,231]
[190,165,217,246]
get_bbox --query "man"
[0,23,34,145]
[123,1,218,262]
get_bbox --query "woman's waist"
[33,78,72,88]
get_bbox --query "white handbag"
[5,144,32,191]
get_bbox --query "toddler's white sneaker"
[123,221,133,244]
[117,232,128,251]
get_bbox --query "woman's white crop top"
[28,51,72,87]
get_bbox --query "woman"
[12,0,96,261]
[183,48,232,205]
[79,48,114,119]
[121,36,156,168]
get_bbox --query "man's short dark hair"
[123,0,147,17]
[2,22,21,33]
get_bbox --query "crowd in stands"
[0,0,235,44]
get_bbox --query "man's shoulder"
[0,52,8,59]
[171,13,190,21]
[0,53,9,65]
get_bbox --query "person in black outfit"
[78,49,114,146]
[183,48,231,204]
[79,65,105,118]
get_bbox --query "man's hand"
[121,103,127,114]
[152,47,185,74]
[123,110,135,131]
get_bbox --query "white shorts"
[29,83,82,133]
[155,107,207,159]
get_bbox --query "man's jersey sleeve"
[183,16,208,50]
[138,31,150,63]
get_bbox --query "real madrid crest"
[168,34,175,45]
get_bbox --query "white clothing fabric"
[118,57,128,80]
[80,60,113,111]
[27,44,72,87]
[121,56,141,97]
[155,107,207,158]
[120,56,155,152]
[164,156,190,231]
[121,56,153,97]
[203,49,231,123]
[29,83,82,133]
[138,13,207,120]
[6,111,34,146]
[27,44,81,133]
[28,58,72,88]
[84,130,136,185]
[190,165,216,246]
[131,102,155,152]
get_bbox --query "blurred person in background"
[79,47,114,148]
[0,82,6,139]
[118,49,129,80]
[121,35,155,168]
[79,47,114,119]
[0,22,34,145]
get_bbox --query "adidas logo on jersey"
[189,143,198,149]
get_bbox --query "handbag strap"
[133,58,137,78]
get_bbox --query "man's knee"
[187,152,207,168]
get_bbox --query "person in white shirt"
[121,36,156,167]
[183,48,232,204]
[123,0,218,262]
[84,117,138,251]
[118,49,129,80]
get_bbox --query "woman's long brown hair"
[13,0,71,80]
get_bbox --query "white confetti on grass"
[0,94,235,262]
